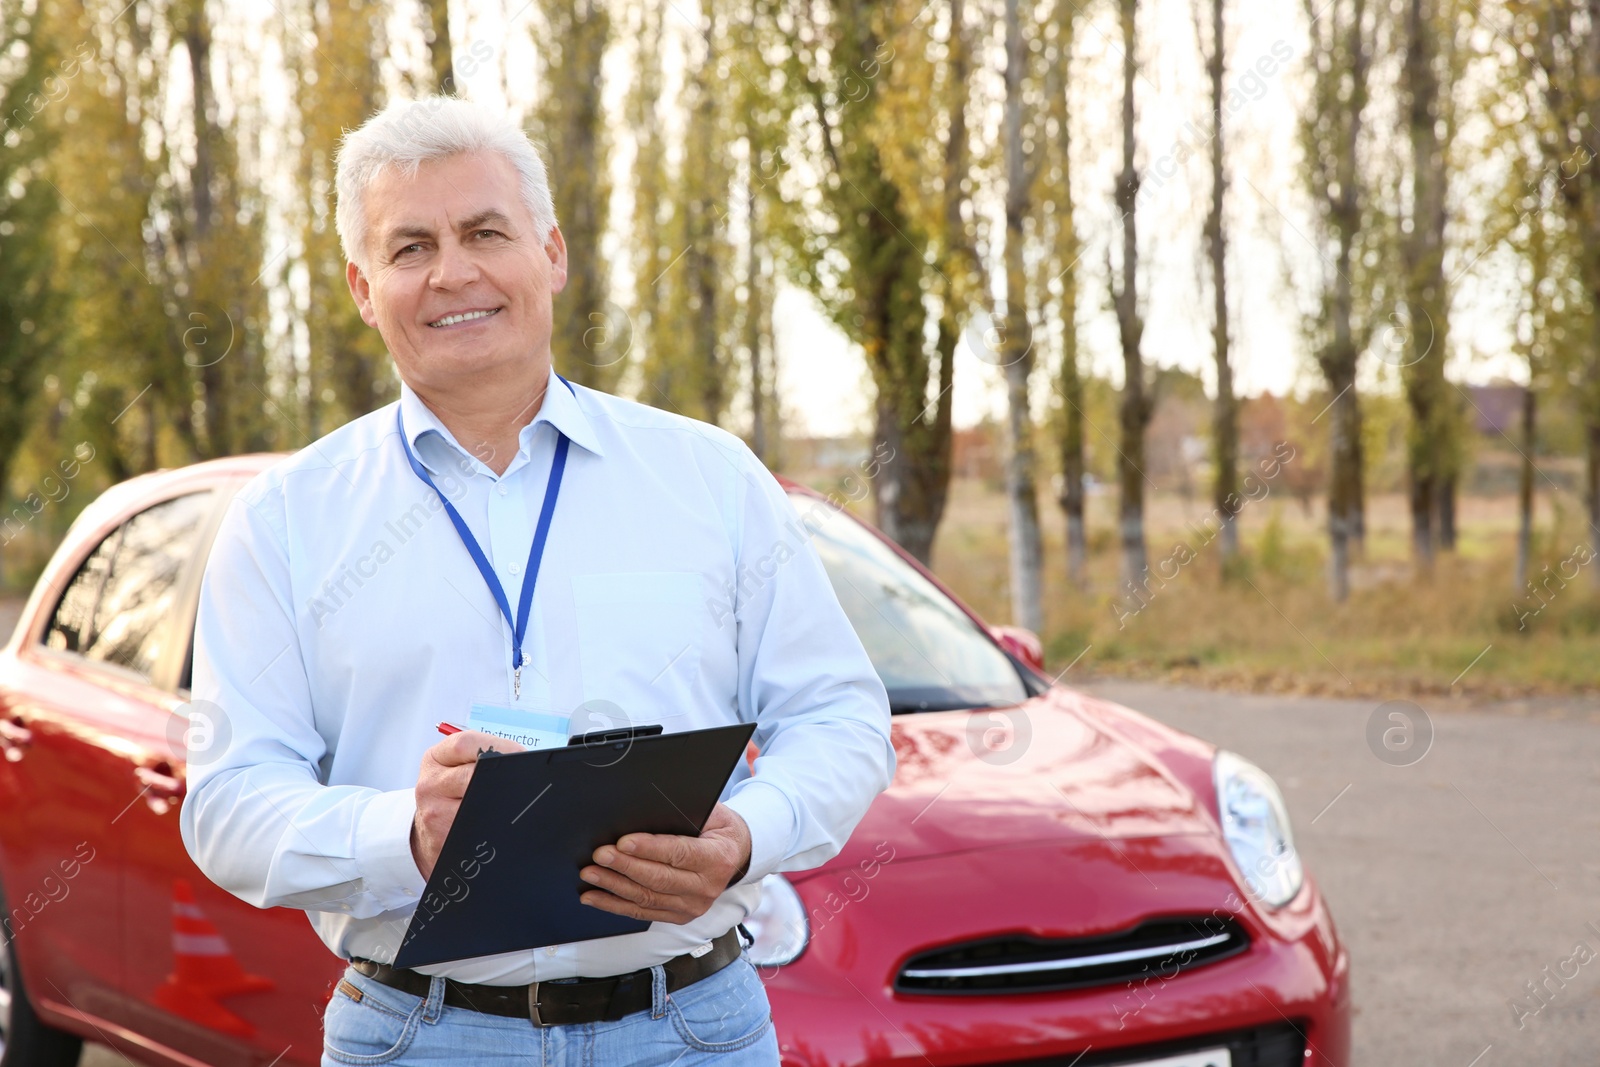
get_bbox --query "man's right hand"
[411,731,524,879]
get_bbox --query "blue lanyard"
[395,378,574,697]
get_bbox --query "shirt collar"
[397,365,605,477]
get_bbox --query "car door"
[1,485,245,1034]
[0,510,136,1031]
[114,483,335,1067]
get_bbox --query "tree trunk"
[1059,323,1087,587]
[1588,420,1600,587]
[867,290,950,566]
[1062,367,1088,588]
[1352,437,1366,553]
[1436,472,1456,550]
[1409,468,1435,568]
[1003,348,1043,632]
[143,389,160,474]
[1515,386,1535,592]
[1113,0,1150,586]
[1328,375,1362,602]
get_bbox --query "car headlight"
[743,874,809,967]
[1213,750,1303,908]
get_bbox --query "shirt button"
[498,485,508,496]
[508,563,522,576]
[545,946,558,957]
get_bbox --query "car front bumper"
[761,838,1351,1067]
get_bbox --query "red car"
[0,455,1350,1067]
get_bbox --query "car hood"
[817,686,1218,874]
[790,835,1251,978]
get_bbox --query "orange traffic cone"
[151,879,274,1036]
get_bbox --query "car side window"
[44,527,121,655]
[44,492,215,682]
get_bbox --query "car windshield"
[797,495,1029,714]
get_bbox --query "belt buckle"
[528,981,545,1027]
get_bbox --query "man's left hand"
[579,803,752,924]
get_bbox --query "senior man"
[179,95,895,1066]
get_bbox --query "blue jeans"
[320,953,780,1066]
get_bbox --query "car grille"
[1007,1023,1307,1067]
[894,916,1250,996]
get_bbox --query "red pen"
[436,721,463,736]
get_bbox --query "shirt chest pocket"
[570,571,706,722]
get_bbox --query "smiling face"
[345,150,567,397]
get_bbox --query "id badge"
[466,701,572,750]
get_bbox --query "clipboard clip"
[566,724,665,747]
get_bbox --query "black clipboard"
[391,721,757,969]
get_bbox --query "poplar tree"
[286,0,392,436]
[1043,0,1087,586]
[1300,0,1381,601]
[0,0,65,538]
[1198,0,1238,567]
[0,0,64,585]
[774,0,962,564]
[534,0,618,392]
[1001,0,1042,633]
[1399,0,1460,565]
[1506,0,1600,568]
[1111,0,1153,585]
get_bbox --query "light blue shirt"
[180,367,895,984]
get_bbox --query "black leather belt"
[347,928,743,1027]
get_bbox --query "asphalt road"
[71,679,1600,1067]
[1080,680,1600,1066]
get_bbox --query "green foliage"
[627,0,781,435]
[0,0,65,547]
[762,0,960,560]
[289,0,395,436]
[6,0,1600,614]
[7,0,286,496]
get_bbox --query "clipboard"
[392,720,757,969]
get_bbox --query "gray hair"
[334,95,559,270]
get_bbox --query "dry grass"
[921,478,1600,700]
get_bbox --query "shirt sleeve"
[719,458,897,885]
[178,486,426,919]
